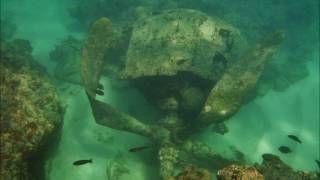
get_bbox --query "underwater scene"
[0,0,319,179]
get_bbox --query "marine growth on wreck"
[0,0,319,180]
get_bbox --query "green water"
[1,0,319,179]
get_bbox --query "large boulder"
[0,39,63,179]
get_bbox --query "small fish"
[212,122,228,135]
[98,83,104,90]
[73,159,92,166]
[261,153,275,161]
[287,135,302,144]
[278,146,292,154]
[95,89,104,96]
[315,160,320,168]
[129,146,150,152]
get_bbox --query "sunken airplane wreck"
[78,9,285,179]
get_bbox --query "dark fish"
[278,146,292,154]
[95,89,104,96]
[129,146,150,152]
[315,160,320,168]
[212,122,228,135]
[98,83,104,90]
[73,159,92,166]
[262,153,275,161]
[287,135,302,144]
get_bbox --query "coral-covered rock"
[216,154,319,180]
[166,166,211,180]
[256,153,319,180]
[159,145,179,178]
[217,164,264,180]
[0,40,63,179]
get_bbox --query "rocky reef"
[256,154,319,180]
[217,164,264,180]
[0,39,63,179]
[216,154,319,180]
[166,166,211,180]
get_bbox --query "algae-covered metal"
[122,9,245,82]
[80,9,284,179]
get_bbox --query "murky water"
[1,0,319,179]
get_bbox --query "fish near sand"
[287,135,302,143]
[129,146,150,152]
[278,146,292,154]
[94,83,104,95]
[261,153,276,161]
[98,83,104,90]
[73,159,92,166]
[95,89,104,96]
